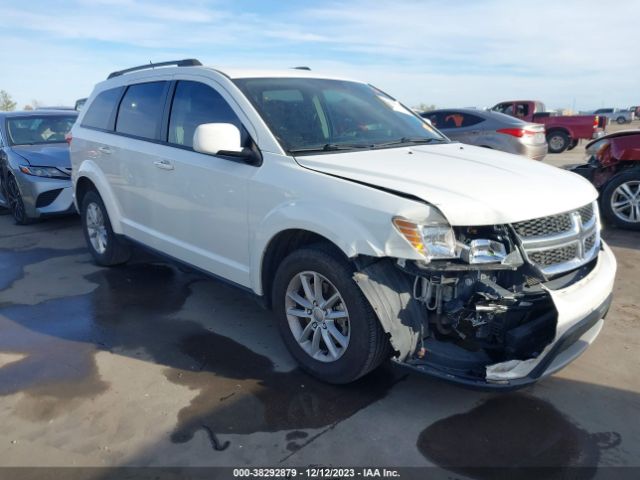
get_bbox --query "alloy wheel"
[611,180,640,223]
[6,176,27,224]
[285,271,351,363]
[86,202,108,254]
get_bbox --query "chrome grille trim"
[512,202,600,277]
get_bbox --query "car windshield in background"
[6,115,76,146]
[234,78,445,153]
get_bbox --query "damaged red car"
[570,130,640,229]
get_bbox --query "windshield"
[233,78,445,153]
[6,115,76,146]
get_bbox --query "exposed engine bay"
[355,220,600,385]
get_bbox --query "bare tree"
[413,102,436,113]
[0,90,17,111]
[23,104,34,111]
[31,99,45,109]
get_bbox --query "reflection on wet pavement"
[417,394,622,479]
[0,250,403,447]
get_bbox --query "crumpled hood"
[295,143,598,225]
[12,144,70,169]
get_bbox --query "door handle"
[98,146,112,154]
[153,159,174,171]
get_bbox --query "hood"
[11,144,70,168]
[295,143,598,226]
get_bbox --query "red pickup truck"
[491,100,604,153]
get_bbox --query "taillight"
[497,128,524,137]
[65,133,72,145]
[593,115,599,129]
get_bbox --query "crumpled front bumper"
[484,241,616,387]
[395,242,616,390]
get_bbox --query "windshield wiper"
[289,143,373,154]
[373,137,444,148]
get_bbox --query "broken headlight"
[393,218,509,264]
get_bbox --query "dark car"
[569,130,640,230]
[0,110,78,224]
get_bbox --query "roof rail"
[107,59,202,80]
[293,66,311,71]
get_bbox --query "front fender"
[250,199,427,294]
[74,160,124,234]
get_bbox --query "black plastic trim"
[107,59,202,79]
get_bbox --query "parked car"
[420,108,547,160]
[629,106,640,118]
[0,110,78,224]
[592,108,634,125]
[70,59,616,389]
[491,100,603,153]
[568,130,640,229]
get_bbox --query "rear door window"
[116,82,169,140]
[81,87,123,130]
[168,81,247,148]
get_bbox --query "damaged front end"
[355,202,613,389]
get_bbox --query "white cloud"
[0,0,637,110]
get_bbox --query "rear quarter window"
[81,87,124,130]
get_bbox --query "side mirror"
[193,123,243,155]
[193,123,262,166]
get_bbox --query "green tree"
[0,90,17,111]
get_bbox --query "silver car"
[0,110,77,224]
[421,108,547,160]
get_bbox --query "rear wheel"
[546,131,570,154]
[567,139,579,151]
[6,175,32,225]
[272,245,390,384]
[601,172,640,230]
[616,116,627,125]
[81,190,131,265]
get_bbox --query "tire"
[81,190,131,266]
[567,139,579,151]
[5,174,32,225]
[601,171,640,230]
[616,116,626,125]
[546,130,570,154]
[272,244,390,384]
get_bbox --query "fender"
[74,160,124,234]
[249,199,427,295]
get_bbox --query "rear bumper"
[399,242,617,390]
[515,142,547,161]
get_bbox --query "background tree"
[413,102,436,113]
[23,104,34,111]
[0,90,17,111]
[31,99,44,109]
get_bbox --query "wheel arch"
[74,161,124,234]
[258,228,350,308]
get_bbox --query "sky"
[0,0,637,111]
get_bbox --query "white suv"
[70,59,616,388]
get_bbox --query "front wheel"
[546,131,570,154]
[601,172,640,230]
[6,175,32,225]
[81,190,131,265]
[616,116,627,125]
[272,245,390,384]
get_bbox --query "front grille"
[578,204,594,224]
[530,245,578,267]
[513,214,572,238]
[512,202,600,277]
